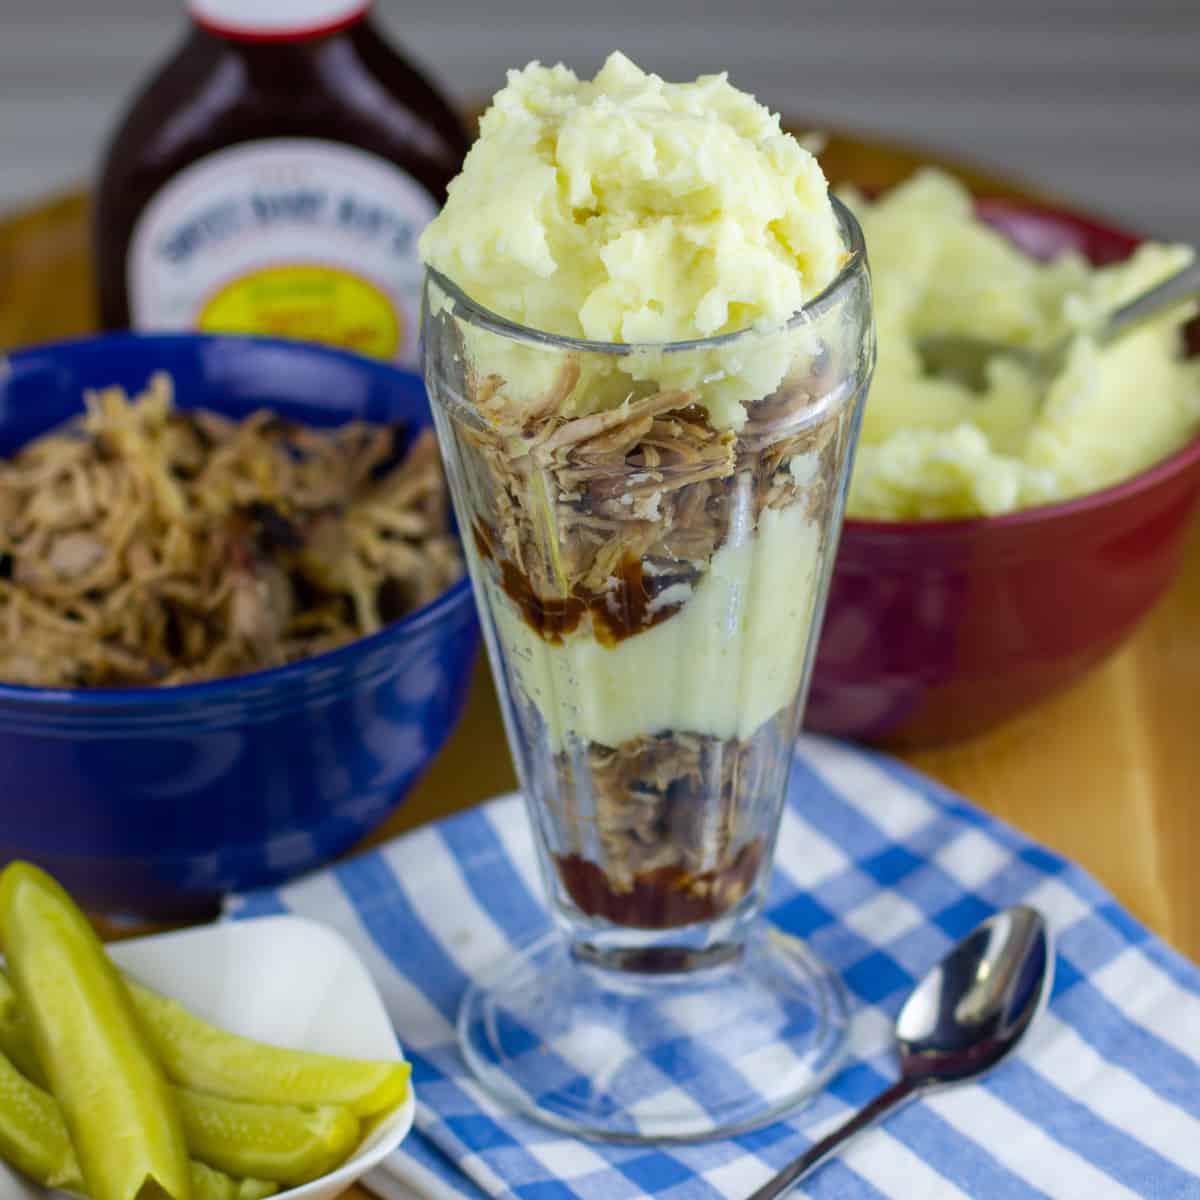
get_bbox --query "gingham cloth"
[227,737,1200,1199]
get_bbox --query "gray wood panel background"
[2,0,1197,240]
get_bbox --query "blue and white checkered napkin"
[227,737,1200,1199]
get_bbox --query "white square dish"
[0,914,415,1200]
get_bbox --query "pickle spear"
[0,862,192,1200]
[128,981,410,1117]
[177,1090,360,1186]
[0,982,363,1183]
[0,1045,84,1192]
[189,1162,277,1200]
[0,967,45,1086]
[0,1048,276,1200]
[5,963,408,1119]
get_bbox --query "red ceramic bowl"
[805,199,1200,747]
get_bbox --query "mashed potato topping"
[421,51,840,344]
[419,52,844,429]
[843,170,1199,520]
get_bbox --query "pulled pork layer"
[460,363,840,648]
[553,730,775,928]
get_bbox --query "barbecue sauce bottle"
[95,0,469,366]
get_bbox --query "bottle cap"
[188,0,370,41]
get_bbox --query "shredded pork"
[0,373,462,688]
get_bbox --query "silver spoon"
[916,257,1200,391]
[749,905,1053,1200]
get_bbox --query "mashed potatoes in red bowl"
[806,176,1200,745]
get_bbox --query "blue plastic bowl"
[0,333,479,916]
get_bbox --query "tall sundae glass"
[420,53,874,1140]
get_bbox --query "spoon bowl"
[898,905,1051,1084]
[749,905,1053,1199]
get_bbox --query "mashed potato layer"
[485,499,822,751]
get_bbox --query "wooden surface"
[2,131,1198,1198]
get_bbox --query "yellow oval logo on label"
[198,264,402,360]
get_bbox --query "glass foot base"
[458,923,850,1143]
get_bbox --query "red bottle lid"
[187,0,371,41]
[95,1,470,366]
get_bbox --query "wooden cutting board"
[3,126,1197,968]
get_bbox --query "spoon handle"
[1099,259,1200,348]
[746,1077,920,1200]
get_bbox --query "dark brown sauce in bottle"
[95,1,469,365]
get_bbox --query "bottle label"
[127,138,437,366]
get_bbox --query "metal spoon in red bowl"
[917,258,1200,392]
